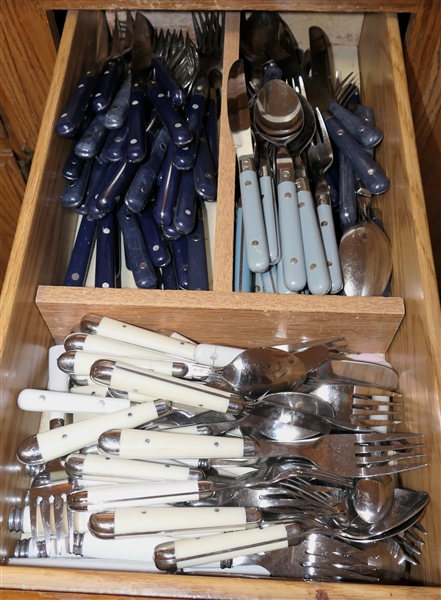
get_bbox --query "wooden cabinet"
[0,0,57,289]
[0,3,440,599]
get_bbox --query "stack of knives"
[56,11,221,290]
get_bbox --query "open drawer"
[1,7,440,597]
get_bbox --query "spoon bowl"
[207,347,307,399]
[255,79,304,133]
[353,475,395,524]
[340,196,393,296]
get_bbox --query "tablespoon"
[332,488,429,541]
[339,192,393,296]
[187,402,373,442]
[353,475,395,524]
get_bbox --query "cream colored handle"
[81,531,173,564]
[110,362,231,413]
[83,333,182,360]
[114,506,248,536]
[69,384,109,397]
[80,454,193,482]
[95,317,196,360]
[170,524,289,568]
[85,479,201,510]
[74,351,177,378]
[36,402,160,462]
[18,388,130,414]
[117,429,244,460]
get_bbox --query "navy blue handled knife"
[63,215,97,286]
[95,211,116,288]
[55,16,110,138]
[138,205,172,268]
[173,76,209,170]
[187,204,209,291]
[61,159,93,208]
[117,205,158,288]
[125,126,170,213]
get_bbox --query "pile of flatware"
[56,11,224,290]
[11,315,428,582]
[231,12,392,296]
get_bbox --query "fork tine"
[357,460,428,478]
[39,495,52,557]
[356,432,424,443]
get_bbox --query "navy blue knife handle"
[171,235,189,290]
[263,61,285,83]
[161,260,179,290]
[105,121,129,162]
[63,215,97,286]
[154,143,181,227]
[193,129,217,201]
[148,81,193,147]
[173,169,197,235]
[204,88,219,174]
[127,88,148,163]
[61,159,93,208]
[173,86,208,170]
[91,59,121,114]
[104,76,131,130]
[117,207,158,289]
[95,211,116,288]
[162,223,182,241]
[152,57,186,109]
[173,171,197,235]
[62,145,87,180]
[55,73,96,138]
[325,115,390,195]
[355,104,376,125]
[138,206,171,268]
[88,159,137,218]
[187,209,209,290]
[339,153,358,232]
[76,159,110,215]
[75,113,109,159]
[328,101,383,149]
[125,127,170,213]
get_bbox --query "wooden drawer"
[1,7,440,598]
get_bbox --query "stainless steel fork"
[302,383,403,430]
[242,431,426,478]
[191,11,225,76]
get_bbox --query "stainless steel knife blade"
[227,60,254,159]
[309,26,335,104]
[126,12,154,163]
[227,59,269,274]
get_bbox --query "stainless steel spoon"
[340,192,393,296]
[353,475,395,524]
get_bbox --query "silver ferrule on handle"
[315,175,332,206]
[80,314,102,334]
[238,156,256,174]
[63,332,87,351]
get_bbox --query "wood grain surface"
[360,13,441,587]
[0,0,57,160]
[39,0,421,11]
[1,6,441,599]
[2,567,441,599]
[403,0,441,294]
[0,150,25,290]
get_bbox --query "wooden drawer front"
[1,7,440,597]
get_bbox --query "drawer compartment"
[1,7,440,597]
